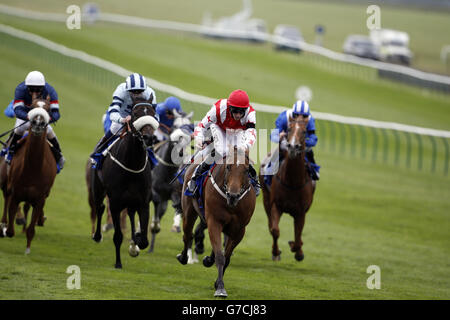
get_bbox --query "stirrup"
[187,179,197,194]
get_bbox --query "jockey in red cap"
[187,89,259,195]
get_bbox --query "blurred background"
[0,0,448,300]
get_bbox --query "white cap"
[25,71,45,86]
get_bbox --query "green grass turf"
[1,0,449,75]
[0,20,449,300]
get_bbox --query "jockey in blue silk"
[90,73,157,167]
[5,71,65,170]
[270,100,320,180]
[154,96,183,142]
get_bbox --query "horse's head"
[29,97,51,136]
[286,117,307,158]
[173,109,194,128]
[130,95,159,147]
[223,146,250,207]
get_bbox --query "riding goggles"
[292,113,309,119]
[230,106,246,115]
[27,86,44,93]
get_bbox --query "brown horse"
[259,118,316,261]
[0,97,57,254]
[177,146,256,298]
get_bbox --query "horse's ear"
[187,111,194,119]
[173,109,181,118]
[148,93,153,103]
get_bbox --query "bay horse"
[0,97,56,254]
[87,98,159,268]
[259,117,315,261]
[177,145,256,298]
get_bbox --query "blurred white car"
[273,24,304,53]
[370,29,412,65]
[343,35,379,60]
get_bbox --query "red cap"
[227,89,250,108]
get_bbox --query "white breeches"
[194,125,248,165]
[14,118,56,139]
[110,121,124,135]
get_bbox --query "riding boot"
[187,160,210,194]
[306,149,319,180]
[248,164,260,196]
[5,133,22,164]
[48,137,65,170]
[90,131,113,167]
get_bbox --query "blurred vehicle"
[370,29,412,65]
[273,24,304,53]
[343,35,379,60]
[201,0,267,42]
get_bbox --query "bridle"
[105,102,156,174]
[286,119,307,157]
[209,154,252,205]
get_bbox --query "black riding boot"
[248,164,260,196]
[187,160,210,194]
[48,137,65,170]
[306,149,319,180]
[5,133,22,164]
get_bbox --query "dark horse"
[259,118,316,261]
[0,97,57,254]
[148,124,192,253]
[87,98,158,268]
[177,146,256,298]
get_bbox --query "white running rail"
[0,23,449,138]
[1,4,450,87]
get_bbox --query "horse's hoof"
[171,225,181,233]
[92,233,102,243]
[15,218,26,226]
[135,234,149,250]
[6,230,14,238]
[102,223,113,233]
[129,242,140,257]
[214,288,228,298]
[272,255,281,261]
[203,256,214,268]
[295,252,304,261]
[177,253,188,265]
[115,263,122,269]
[25,248,30,255]
[37,216,46,227]
[150,221,161,234]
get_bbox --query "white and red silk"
[194,99,256,150]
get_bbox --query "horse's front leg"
[207,218,227,298]
[135,204,149,250]
[5,196,19,238]
[127,208,140,257]
[110,204,124,269]
[0,190,10,237]
[223,229,245,276]
[25,201,45,254]
[176,204,197,265]
[268,203,282,261]
[289,212,306,261]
